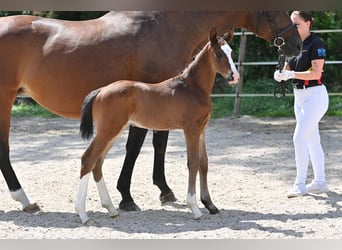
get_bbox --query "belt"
[293,83,322,89]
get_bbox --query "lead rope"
[273,50,288,98]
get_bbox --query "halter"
[256,11,297,49]
[273,51,288,98]
[256,12,297,97]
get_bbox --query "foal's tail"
[80,89,101,140]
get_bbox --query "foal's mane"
[179,42,211,78]
[179,35,225,78]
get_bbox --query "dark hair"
[291,11,314,25]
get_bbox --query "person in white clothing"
[273,11,329,198]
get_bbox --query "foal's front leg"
[198,133,219,214]
[184,130,203,220]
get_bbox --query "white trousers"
[293,85,329,185]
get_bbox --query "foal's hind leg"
[76,135,117,224]
[75,172,91,224]
[93,154,119,219]
[198,133,219,214]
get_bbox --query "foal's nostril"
[228,72,233,81]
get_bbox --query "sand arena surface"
[1,116,341,238]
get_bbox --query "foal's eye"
[215,52,223,58]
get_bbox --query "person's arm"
[274,59,324,82]
[291,59,324,80]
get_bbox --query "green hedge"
[12,95,341,119]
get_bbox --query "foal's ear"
[209,27,218,45]
[223,29,234,43]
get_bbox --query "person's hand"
[273,70,295,82]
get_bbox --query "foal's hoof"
[83,218,97,226]
[160,191,177,204]
[119,201,141,211]
[109,211,120,218]
[23,203,41,213]
[194,214,204,220]
[201,199,219,215]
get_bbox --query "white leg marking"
[186,193,203,219]
[75,173,90,224]
[96,177,119,218]
[11,188,31,209]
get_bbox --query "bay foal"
[77,28,239,224]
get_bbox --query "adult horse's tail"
[80,89,101,140]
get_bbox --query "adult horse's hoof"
[119,201,141,211]
[208,206,219,215]
[209,208,219,214]
[160,191,177,204]
[23,203,40,213]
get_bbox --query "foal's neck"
[180,45,216,97]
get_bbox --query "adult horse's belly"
[23,83,89,119]
[20,51,135,119]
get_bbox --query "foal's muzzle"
[228,71,240,85]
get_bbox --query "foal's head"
[209,28,240,84]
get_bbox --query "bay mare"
[0,11,302,213]
[77,28,239,224]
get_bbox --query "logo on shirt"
[317,48,326,56]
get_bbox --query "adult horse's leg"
[117,126,148,211]
[198,133,219,214]
[152,130,176,203]
[0,91,40,212]
[117,127,176,211]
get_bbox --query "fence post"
[233,29,247,117]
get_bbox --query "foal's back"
[93,76,201,131]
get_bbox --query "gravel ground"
[0,116,341,239]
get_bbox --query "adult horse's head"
[209,28,240,84]
[250,11,302,57]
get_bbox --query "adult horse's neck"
[161,11,255,57]
[98,11,261,84]
[103,11,257,68]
